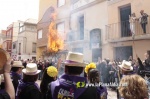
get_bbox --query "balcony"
[71,0,105,13]
[71,0,96,10]
[108,0,123,5]
[3,35,12,41]
[106,20,150,42]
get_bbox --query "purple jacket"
[49,74,87,99]
[10,72,22,92]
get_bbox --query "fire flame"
[47,12,64,53]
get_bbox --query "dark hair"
[23,74,38,83]
[88,69,100,83]
[105,59,110,64]
[101,62,106,67]
[40,68,55,94]
[84,71,87,77]
[11,67,21,72]
[65,66,84,75]
[121,70,131,75]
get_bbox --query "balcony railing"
[3,35,12,41]
[106,19,150,41]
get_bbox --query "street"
[107,88,117,99]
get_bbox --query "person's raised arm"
[129,15,131,22]
[56,58,61,72]
[3,58,15,99]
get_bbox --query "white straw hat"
[118,60,133,71]
[12,61,24,68]
[22,63,41,75]
[63,52,87,67]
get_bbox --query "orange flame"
[47,12,64,53]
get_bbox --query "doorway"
[120,5,131,37]
[115,46,132,61]
[92,48,102,62]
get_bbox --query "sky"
[0,0,39,30]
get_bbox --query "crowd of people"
[0,51,150,99]
[100,51,150,99]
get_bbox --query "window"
[6,32,8,37]
[19,26,25,32]
[79,15,84,40]
[58,0,65,7]
[30,26,35,31]
[10,30,12,37]
[90,29,101,49]
[13,43,16,49]
[26,26,35,31]
[19,23,24,33]
[69,35,73,41]
[57,22,65,35]
[7,41,12,50]
[38,29,43,39]
[6,31,11,37]
[32,43,36,53]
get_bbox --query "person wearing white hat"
[118,60,133,78]
[47,52,106,99]
[117,60,134,99]
[16,63,42,99]
[11,61,24,92]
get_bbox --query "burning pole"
[47,7,64,62]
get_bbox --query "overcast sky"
[0,0,39,30]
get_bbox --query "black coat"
[11,72,21,93]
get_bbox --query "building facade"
[66,0,108,62]
[13,19,38,60]
[11,21,23,60]
[2,24,13,55]
[106,0,150,61]
[37,0,108,62]
[38,0,150,62]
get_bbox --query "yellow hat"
[47,66,58,77]
[85,62,96,73]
